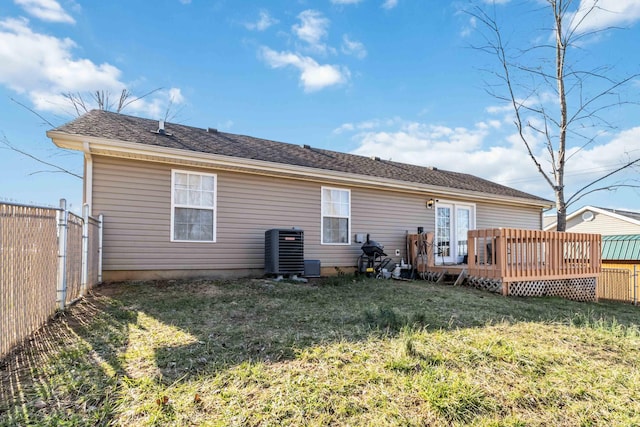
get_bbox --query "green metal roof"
[602,235,640,261]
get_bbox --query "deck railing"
[468,228,601,283]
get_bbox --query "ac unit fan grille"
[265,229,304,275]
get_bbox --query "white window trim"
[170,169,217,243]
[434,200,476,264]
[321,186,351,245]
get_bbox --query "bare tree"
[470,0,640,231]
[0,132,82,179]
[62,88,162,117]
[8,87,165,180]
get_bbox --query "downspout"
[98,213,104,284]
[83,142,93,214]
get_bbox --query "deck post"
[426,232,435,268]
[467,230,475,270]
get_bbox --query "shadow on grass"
[102,276,640,384]
[1,274,638,425]
[0,294,137,426]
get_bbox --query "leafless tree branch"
[10,98,56,128]
[10,87,171,181]
[0,134,82,179]
[566,184,640,207]
[566,158,640,206]
[469,0,640,230]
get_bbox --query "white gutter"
[48,131,553,209]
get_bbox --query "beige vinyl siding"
[92,156,543,274]
[476,203,541,230]
[542,215,555,229]
[94,157,319,271]
[565,211,640,235]
[93,156,431,271]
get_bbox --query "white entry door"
[435,202,474,264]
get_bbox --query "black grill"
[361,235,386,257]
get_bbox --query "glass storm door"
[436,205,454,264]
[435,203,474,264]
[456,206,471,263]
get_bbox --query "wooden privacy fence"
[599,267,638,304]
[0,199,103,359]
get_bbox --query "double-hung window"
[171,170,217,242]
[321,187,350,244]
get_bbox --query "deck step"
[453,269,467,286]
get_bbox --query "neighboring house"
[47,110,552,281]
[545,205,640,271]
[544,205,640,235]
[542,214,556,230]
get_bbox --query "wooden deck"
[409,229,602,295]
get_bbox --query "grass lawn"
[1,275,639,426]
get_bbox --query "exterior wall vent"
[265,228,304,276]
[582,211,595,222]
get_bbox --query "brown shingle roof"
[51,110,551,203]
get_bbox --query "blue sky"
[1,0,639,214]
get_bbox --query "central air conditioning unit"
[265,228,304,276]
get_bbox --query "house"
[544,205,640,235]
[545,205,640,271]
[47,110,553,281]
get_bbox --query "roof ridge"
[50,110,552,204]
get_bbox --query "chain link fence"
[599,267,638,304]
[0,200,102,359]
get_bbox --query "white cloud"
[341,35,367,59]
[14,0,75,24]
[348,120,544,193]
[333,118,401,134]
[260,47,349,92]
[571,0,640,33]
[167,87,184,104]
[292,10,330,52]
[564,127,640,182]
[125,87,186,119]
[245,10,278,31]
[0,17,123,107]
[350,120,493,162]
[0,17,184,117]
[342,115,640,199]
[382,0,398,10]
[485,104,512,115]
[460,16,476,37]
